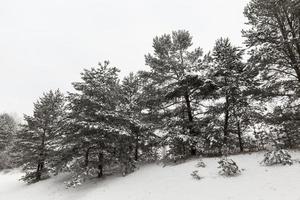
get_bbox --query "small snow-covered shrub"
[261,149,293,166]
[190,170,202,180]
[196,160,206,168]
[218,157,241,176]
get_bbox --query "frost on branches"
[261,149,293,166]
[218,157,241,176]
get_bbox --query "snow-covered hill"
[1,151,300,200]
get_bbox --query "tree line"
[0,0,299,186]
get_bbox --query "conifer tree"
[0,113,17,169]
[243,0,300,148]
[63,61,138,186]
[121,72,157,162]
[144,30,216,157]
[244,0,300,83]
[205,38,258,153]
[0,113,16,151]
[15,90,66,183]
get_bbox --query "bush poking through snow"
[190,170,202,180]
[218,157,241,176]
[196,160,206,168]
[261,149,293,166]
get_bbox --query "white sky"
[0,0,249,117]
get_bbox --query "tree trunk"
[236,119,243,152]
[97,152,103,178]
[132,125,139,161]
[184,92,196,156]
[35,161,44,181]
[35,164,41,181]
[223,94,230,146]
[84,147,91,167]
[36,129,46,181]
[98,164,103,178]
[184,93,194,124]
[134,133,139,161]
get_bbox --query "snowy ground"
[1,151,300,200]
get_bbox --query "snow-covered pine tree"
[218,157,241,176]
[261,149,293,166]
[15,90,66,183]
[120,72,158,163]
[260,106,300,149]
[143,30,216,158]
[63,61,140,186]
[244,0,300,149]
[204,38,259,154]
[0,113,16,151]
[0,113,17,169]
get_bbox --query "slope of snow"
[1,151,300,200]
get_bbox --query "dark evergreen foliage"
[143,30,217,160]
[243,0,300,148]
[8,0,300,184]
[261,149,293,166]
[202,38,260,154]
[218,157,241,176]
[0,113,17,169]
[14,90,66,183]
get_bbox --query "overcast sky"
[0,0,249,117]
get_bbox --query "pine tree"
[244,0,300,83]
[205,38,259,153]
[0,113,17,169]
[243,0,300,148]
[15,90,66,183]
[63,61,137,186]
[0,113,16,151]
[144,30,216,158]
[121,72,158,162]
